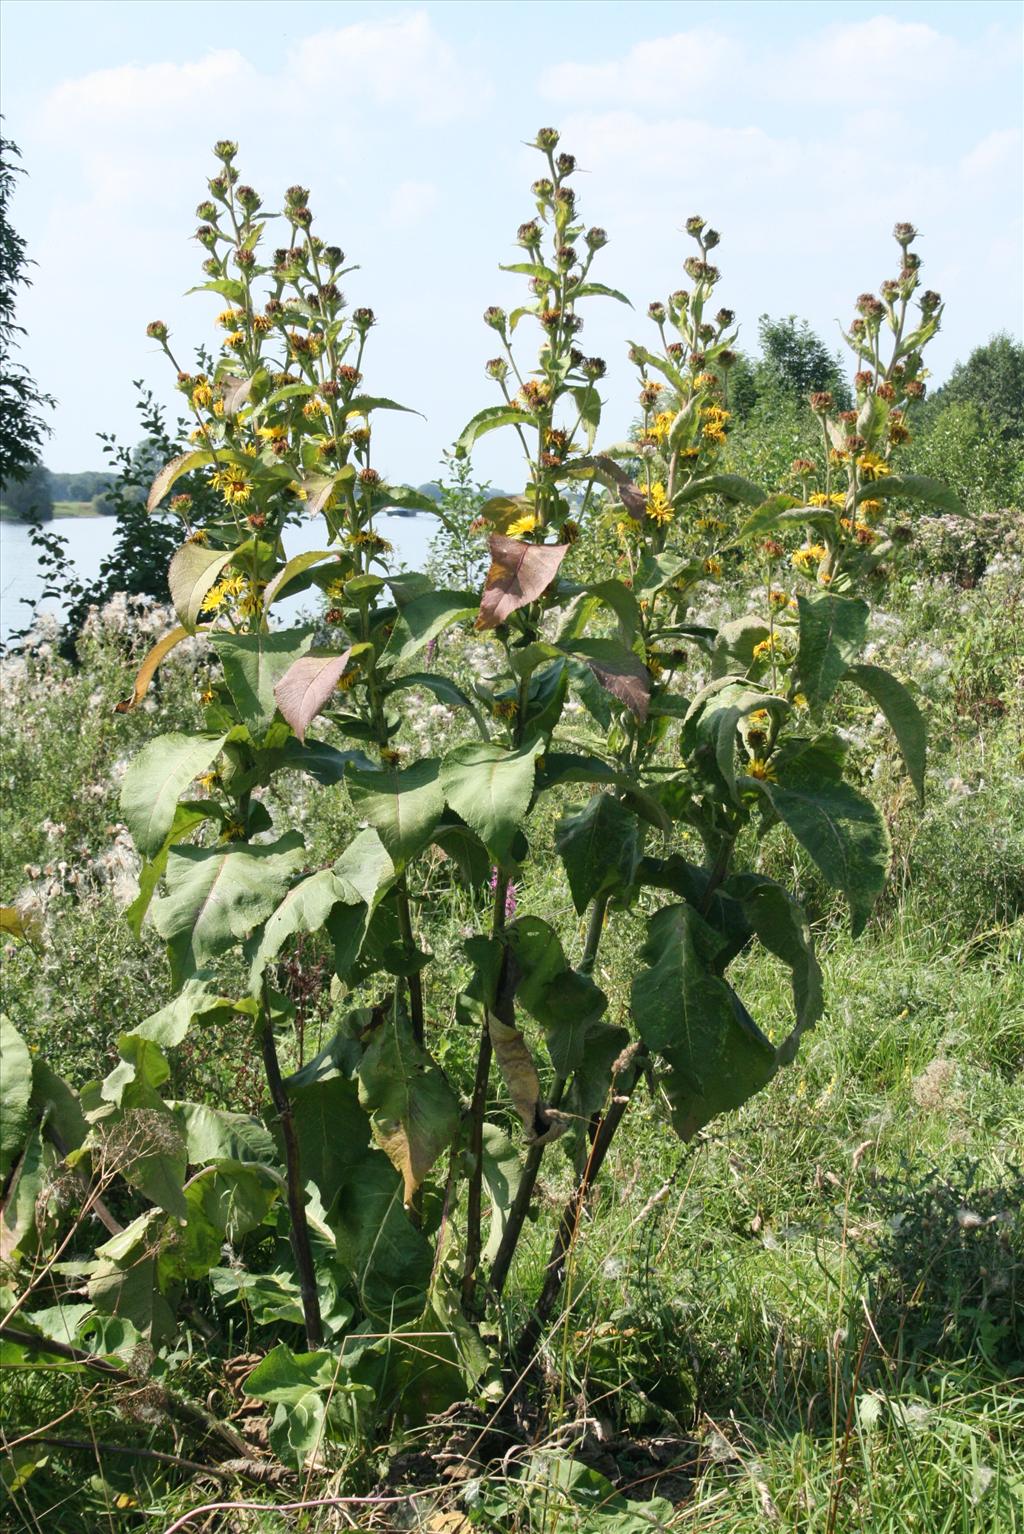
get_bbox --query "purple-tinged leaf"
[618,484,647,521]
[274,650,353,742]
[476,536,567,631]
[569,638,651,721]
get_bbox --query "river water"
[0,511,439,643]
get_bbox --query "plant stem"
[579,890,610,976]
[489,892,610,1299]
[461,871,511,1314]
[259,1001,323,1349]
[487,1075,565,1299]
[395,873,425,1045]
[0,1325,249,1460]
[515,1045,645,1371]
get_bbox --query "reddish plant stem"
[259,1002,323,1349]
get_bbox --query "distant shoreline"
[0,503,106,523]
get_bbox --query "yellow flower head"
[857,452,891,482]
[747,757,777,782]
[191,382,214,411]
[703,554,723,577]
[211,466,253,506]
[809,492,846,511]
[506,512,540,539]
[791,543,827,572]
[237,579,265,619]
[200,573,246,613]
[700,404,730,446]
[645,483,674,525]
[216,308,243,329]
[752,633,787,662]
[650,411,676,445]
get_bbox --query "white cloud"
[783,16,961,101]
[540,28,735,110]
[288,12,490,122]
[44,49,256,122]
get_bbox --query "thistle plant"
[0,133,958,1470]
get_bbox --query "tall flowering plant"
[0,133,956,1468]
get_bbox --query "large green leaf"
[382,590,477,666]
[346,759,444,870]
[724,874,824,1057]
[854,475,962,515]
[481,1123,522,1264]
[29,1060,86,1153]
[795,593,869,707]
[845,662,926,803]
[147,450,215,512]
[502,916,608,1077]
[289,1075,433,1322]
[0,1019,33,1183]
[211,629,315,737]
[167,542,236,631]
[440,739,545,866]
[554,793,640,915]
[152,832,305,974]
[125,803,215,935]
[173,1103,277,1166]
[91,1035,188,1218]
[120,733,227,860]
[243,1342,339,1405]
[248,867,360,992]
[674,473,766,507]
[1,1125,45,1264]
[631,904,776,1139]
[710,617,771,678]
[182,1161,280,1272]
[355,1014,460,1204]
[456,404,536,456]
[686,683,784,800]
[760,766,890,936]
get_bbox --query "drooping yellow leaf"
[116,625,202,713]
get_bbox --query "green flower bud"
[483,306,507,333]
[213,139,238,161]
[535,127,560,151]
[146,321,169,341]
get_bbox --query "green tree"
[930,333,1024,441]
[0,131,54,489]
[0,459,52,519]
[754,314,851,409]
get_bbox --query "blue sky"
[2,0,1021,486]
